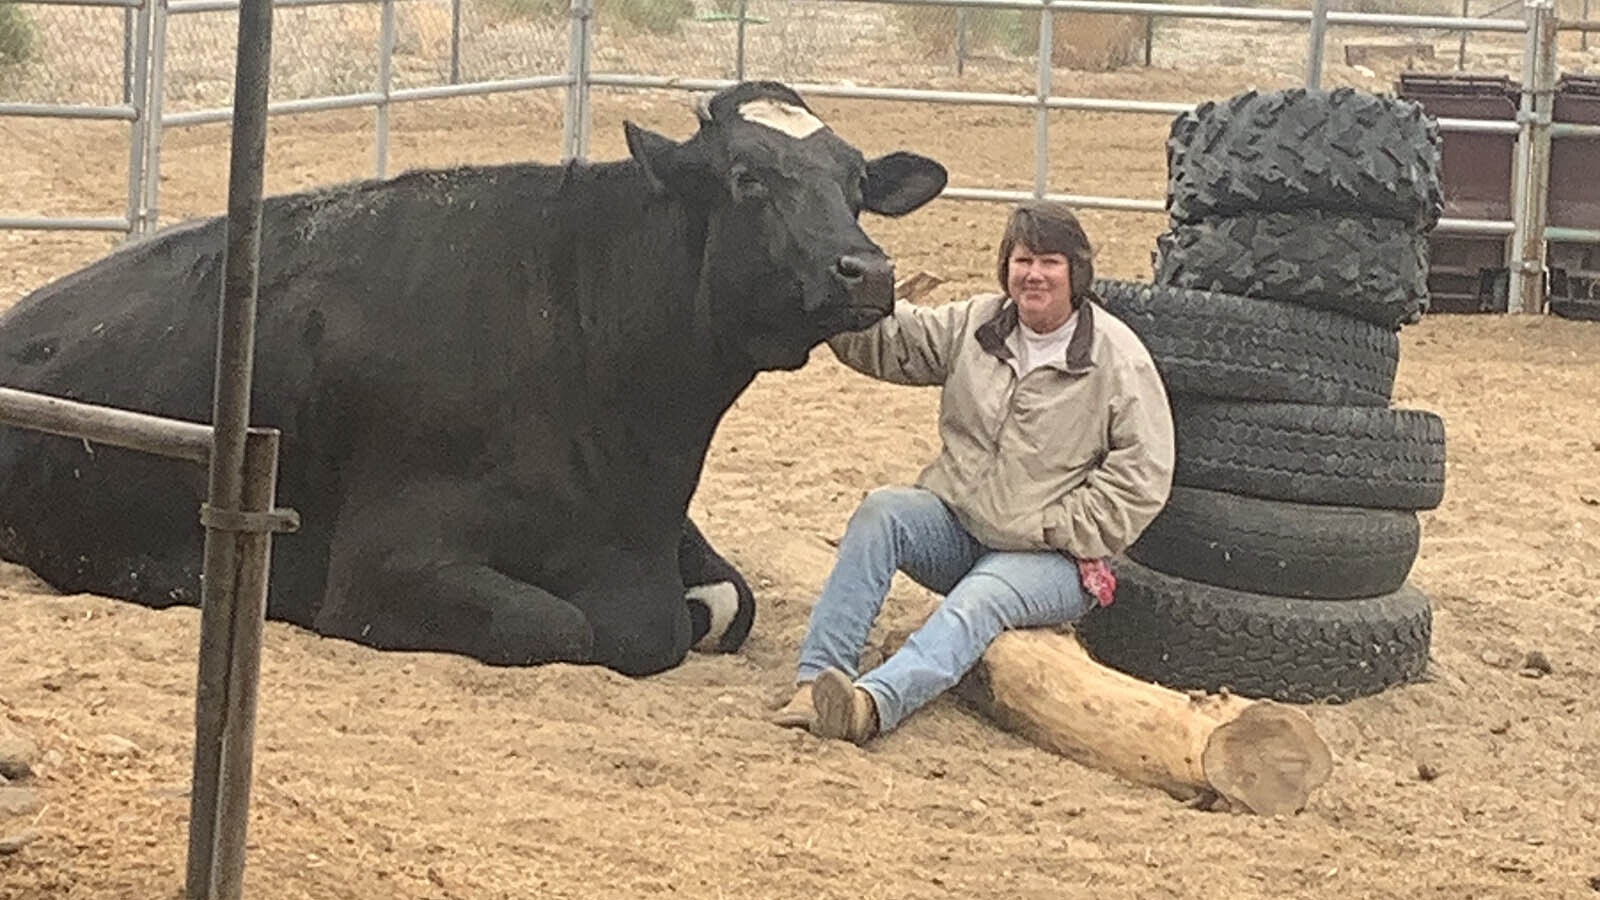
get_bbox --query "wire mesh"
[0,2,131,105]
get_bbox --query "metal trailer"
[1396,73,1520,314]
[1547,74,1600,320]
[1398,69,1600,319]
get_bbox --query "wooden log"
[889,627,1333,815]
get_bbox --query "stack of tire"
[1081,87,1448,704]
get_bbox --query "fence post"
[562,0,593,162]
[1306,0,1329,88]
[123,7,134,104]
[1508,0,1556,314]
[125,0,154,239]
[1458,0,1471,69]
[376,0,395,178]
[956,8,967,76]
[183,0,277,888]
[735,0,748,80]
[450,0,462,83]
[139,0,169,235]
[1034,2,1052,198]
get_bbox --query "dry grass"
[892,7,1149,72]
[1051,13,1150,71]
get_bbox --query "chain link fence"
[0,1,130,105]
[10,0,1594,112]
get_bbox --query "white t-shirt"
[1010,312,1078,377]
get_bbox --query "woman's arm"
[1043,357,1176,559]
[825,298,974,386]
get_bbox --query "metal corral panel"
[1396,73,1519,313]
[1547,75,1600,320]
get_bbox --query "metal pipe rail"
[0,216,132,231]
[0,387,215,464]
[857,0,1526,30]
[0,103,139,121]
[160,75,573,128]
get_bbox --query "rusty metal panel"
[1396,73,1520,312]
[1547,74,1600,319]
[1549,74,1600,231]
[1398,73,1519,220]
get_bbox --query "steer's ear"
[862,151,948,217]
[625,121,687,194]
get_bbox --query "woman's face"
[1006,244,1074,333]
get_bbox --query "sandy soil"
[3,47,1600,900]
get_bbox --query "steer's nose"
[835,254,896,310]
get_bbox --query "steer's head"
[624,81,947,371]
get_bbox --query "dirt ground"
[3,49,1600,900]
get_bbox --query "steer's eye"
[730,168,768,202]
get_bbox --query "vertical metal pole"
[956,8,967,77]
[125,0,153,239]
[1508,0,1558,314]
[376,0,395,178]
[207,430,285,900]
[1509,0,1556,314]
[184,0,273,891]
[1034,3,1052,198]
[141,0,169,235]
[734,0,748,80]
[562,0,593,162]
[1306,0,1329,89]
[1585,0,1591,51]
[1458,0,1471,69]
[123,7,134,104]
[450,0,462,84]
[1144,14,1153,67]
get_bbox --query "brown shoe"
[810,667,879,745]
[769,683,815,729]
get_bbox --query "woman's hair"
[995,200,1096,305]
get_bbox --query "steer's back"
[0,160,674,621]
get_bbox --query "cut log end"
[1201,701,1333,817]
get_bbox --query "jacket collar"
[975,297,1096,372]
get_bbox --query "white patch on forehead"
[737,98,826,139]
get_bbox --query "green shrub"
[894,7,1034,58]
[477,0,693,34]
[0,2,37,67]
[597,0,694,34]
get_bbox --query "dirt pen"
[3,5,1600,899]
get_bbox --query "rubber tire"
[1092,279,1399,406]
[1167,87,1443,230]
[1152,210,1431,329]
[1076,558,1432,703]
[1172,400,1447,511]
[1127,486,1419,600]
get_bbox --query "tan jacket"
[828,293,1174,558]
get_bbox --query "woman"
[772,200,1175,744]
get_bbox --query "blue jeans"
[796,486,1091,732]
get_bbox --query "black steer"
[0,80,946,675]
